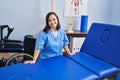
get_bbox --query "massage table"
[0,23,120,80]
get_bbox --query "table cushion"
[66,52,119,78]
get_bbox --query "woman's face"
[48,14,58,29]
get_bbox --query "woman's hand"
[24,60,36,64]
[68,51,76,55]
[63,45,76,56]
[24,50,40,64]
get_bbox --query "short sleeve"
[35,31,47,50]
[63,31,69,46]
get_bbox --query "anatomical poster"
[64,0,88,17]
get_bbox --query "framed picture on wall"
[64,0,88,17]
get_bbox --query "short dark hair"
[43,12,61,33]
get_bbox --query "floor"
[0,52,18,59]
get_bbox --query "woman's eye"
[53,19,57,21]
[48,20,51,22]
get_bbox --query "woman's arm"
[63,45,75,55]
[24,49,40,64]
[33,49,40,62]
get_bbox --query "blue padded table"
[66,52,119,78]
[66,23,120,79]
[80,23,120,68]
[1,23,120,80]
[0,64,30,80]
[0,56,99,80]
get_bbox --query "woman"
[24,12,75,64]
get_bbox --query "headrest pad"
[81,23,120,68]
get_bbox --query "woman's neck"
[50,28,58,36]
[50,28,57,32]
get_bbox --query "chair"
[5,35,36,66]
[0,25,23,52]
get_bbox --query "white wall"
[0,0,41,40]
[0,0,119,40]
[87,0,112,27]
[109,0,120,25]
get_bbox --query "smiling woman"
[24,12,75,64]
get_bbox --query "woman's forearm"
[64,45,71,54]
[64,45,76,55]
[33,49,40,62]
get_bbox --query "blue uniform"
[35,28,69,59]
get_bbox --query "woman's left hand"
[68,51,76,55]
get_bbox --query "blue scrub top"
[35,28,69,59]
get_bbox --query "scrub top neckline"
[49,30,58,38]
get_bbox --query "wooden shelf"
[64,30,87,35]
